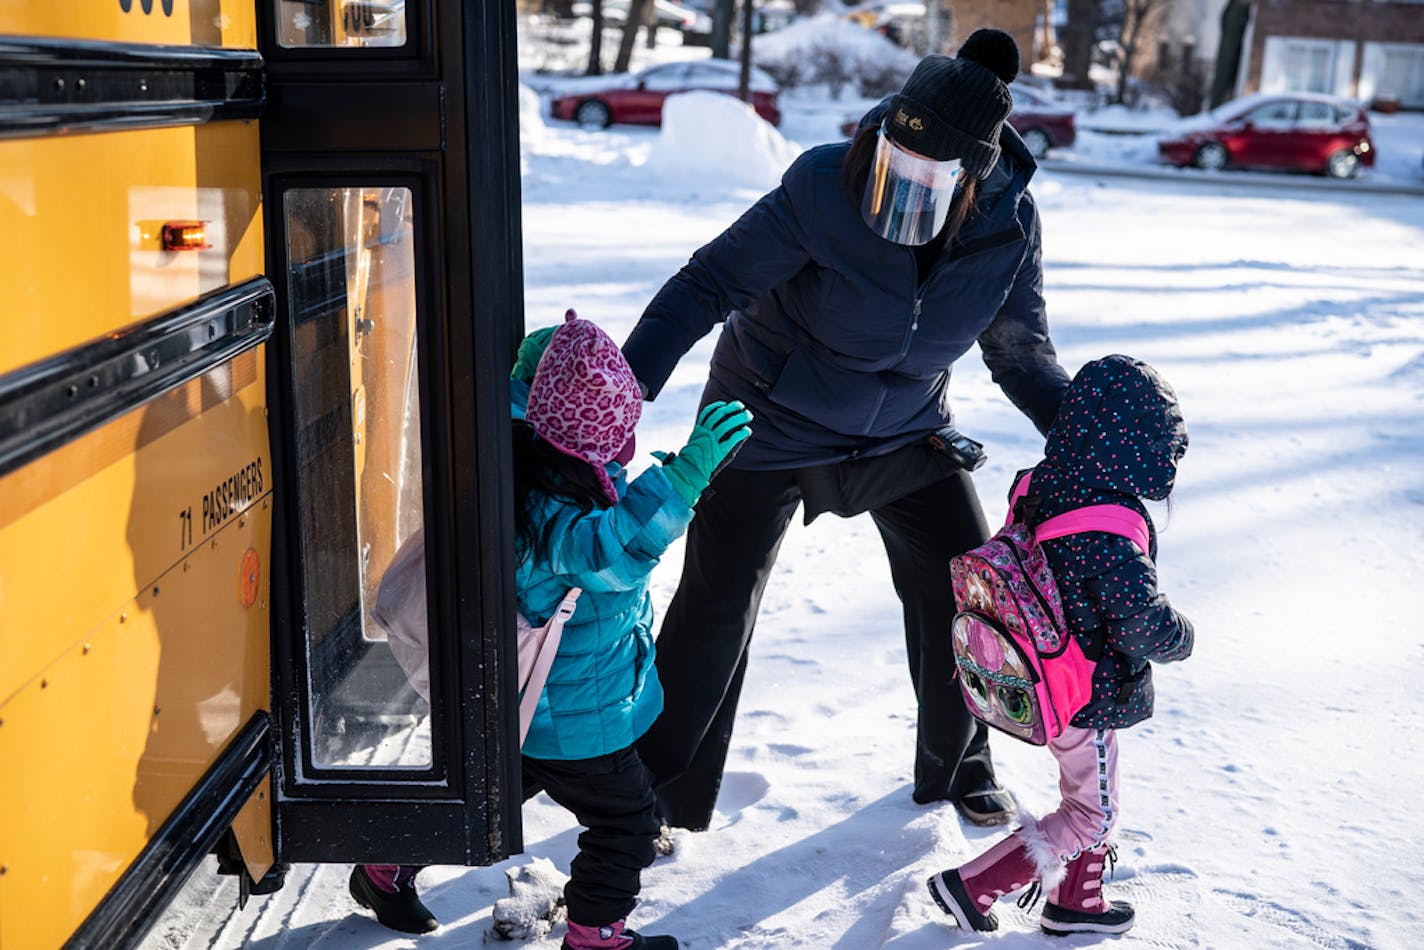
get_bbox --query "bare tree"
[1210,0,1252,108]
[613,0,653,72]
[1109,0,1167,104]
[587,0,605,74]
[738,0,754,102]
[1060,0,1099,89]
[711,0,735,58]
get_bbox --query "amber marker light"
[239,548,261,606]
[161,220,211,251]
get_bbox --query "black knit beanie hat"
[885,28,1019,179]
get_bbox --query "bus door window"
[276,0,408,48]
[283,185,428,770]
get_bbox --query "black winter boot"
[349,864,439,934]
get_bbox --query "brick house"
[1239,0,1424,107]
[948,0,1042,64]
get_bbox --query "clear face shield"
[860,127,964,246]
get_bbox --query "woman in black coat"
[622,30,1071,831]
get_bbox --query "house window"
[1361,43,1424,107]
[1260,37,1353,97]
[1285,41,1332,93]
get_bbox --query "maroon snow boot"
[562,918,678,950]
[927,834,1040,932]
[1041,845,1135,936]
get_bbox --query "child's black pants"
[522,746,660,927]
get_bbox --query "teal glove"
[511,325,558,383]
[654,401,753,507]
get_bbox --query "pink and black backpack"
[949,470,1150,746]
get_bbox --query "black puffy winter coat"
[623,121,1069,469]
[1024,355,1195,730]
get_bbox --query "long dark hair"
[511,419,610,565]
[842,126,979,246]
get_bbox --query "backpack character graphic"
[949,472,1150,745]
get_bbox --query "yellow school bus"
[0,2,528,946]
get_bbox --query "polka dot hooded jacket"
[1021,354,1195,730]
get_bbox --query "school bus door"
[258,0,526,866]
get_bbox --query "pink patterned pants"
[1032,724,1120,861]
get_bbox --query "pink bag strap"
[1006,469,1151,554]
[1037,506,1151,555]
[518,587,582,746]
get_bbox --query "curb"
[1037,159,1424,198]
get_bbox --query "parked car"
[1006,84,1076,159]
[838,83,1075,159]
[550,58,781,128]
[1157,93,1374,179]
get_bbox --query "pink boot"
[1040,845,1135,936]
[561,918,678,949]
[927,835,1041,932]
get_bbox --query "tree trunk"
[1210,0,1252,108]
[1114,0,1150,105]
[613,0,652,72]
[645,4,659,50]
[587,0,604,74]
[738,0,754,102]
[711,0,735,59]
[1060,0,1097,89]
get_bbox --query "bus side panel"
[0,0,257,49]
[0,355,272,950]
[0,121,265,379]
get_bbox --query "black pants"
[522,746,660,927]
[635,464,997,831]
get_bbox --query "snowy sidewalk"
[148,116,1424,950]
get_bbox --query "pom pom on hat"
[957,28,1020,84]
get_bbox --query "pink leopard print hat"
[525,310,642,505]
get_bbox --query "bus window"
[283,185,429,770]
[276,0,408,48]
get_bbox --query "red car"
[1158,93,1374,179]
[839,83,1075,159]
[1007,84,1076,159]
[550,59,781,129]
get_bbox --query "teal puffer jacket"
[516,457,693,761]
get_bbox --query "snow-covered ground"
[148,83,1424,950]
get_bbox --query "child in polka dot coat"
[928,354,1194,937]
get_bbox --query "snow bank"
[520,83,547,152]
[748,12,916,96]
[644,91,802,191]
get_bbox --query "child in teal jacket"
[352,313,751,950]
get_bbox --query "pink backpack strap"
[1036,506,1151,555]
[518,587,582,746]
